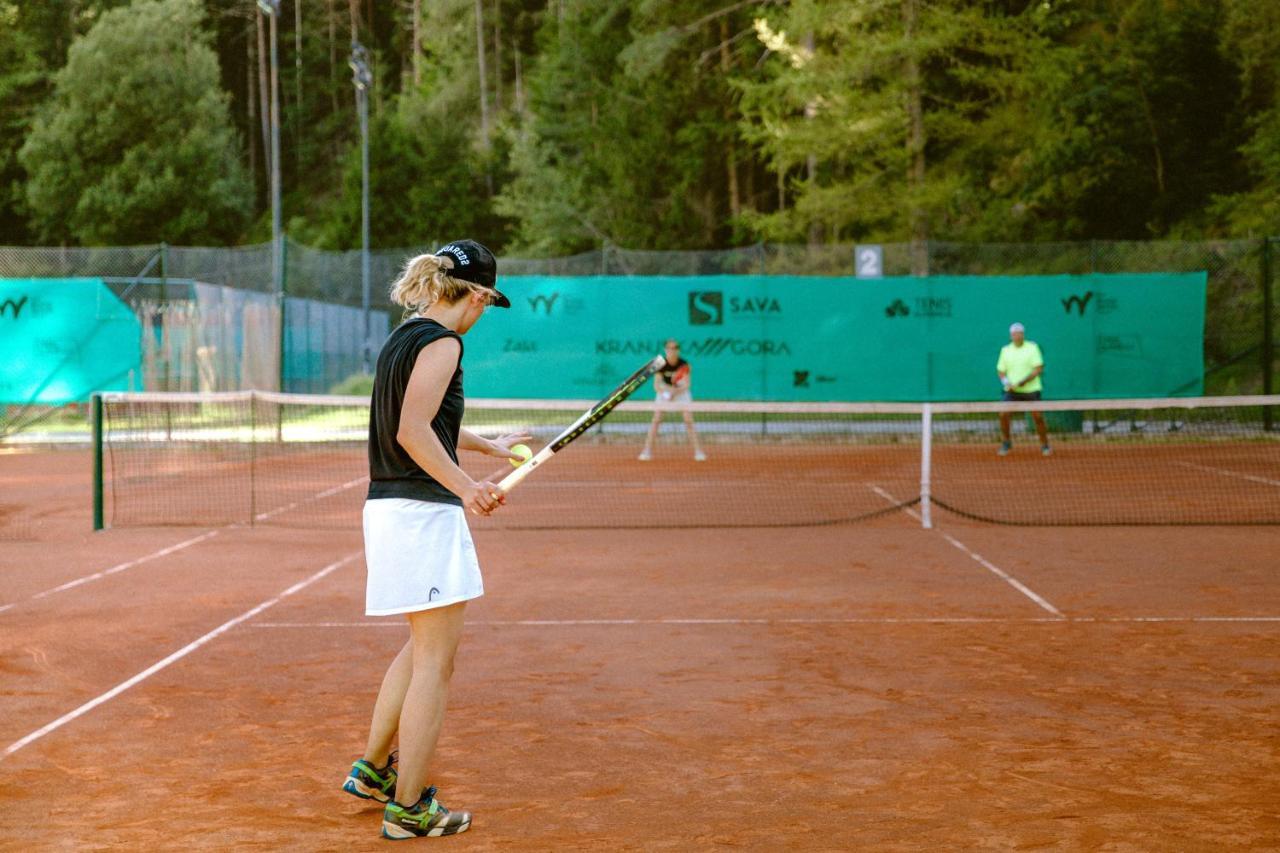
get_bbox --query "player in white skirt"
[341,240,529,840]
[638,339,707,461]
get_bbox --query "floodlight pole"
[259,0,284,387]
[351,41,373,374]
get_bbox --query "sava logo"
[688,291,783,325]
[688,291,723,325]
[503,339,537,352]
[595,338,793,357]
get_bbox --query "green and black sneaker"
[382,787,472,840]
[341,752,398,803]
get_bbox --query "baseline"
[250,616,1280,628]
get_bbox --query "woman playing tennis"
[638,339,707,462]
[341,240,528,840]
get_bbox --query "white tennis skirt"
[362,498,484,616]
[656,388,692,410]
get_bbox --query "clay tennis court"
[2,445,1279,850]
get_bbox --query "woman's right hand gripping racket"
[497,355,665,495]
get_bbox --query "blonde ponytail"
[389,253,474,315]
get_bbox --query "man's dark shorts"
[1002,390,1042,402]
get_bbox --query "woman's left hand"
[489,431,534,461]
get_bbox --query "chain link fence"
[2,237,1275,397]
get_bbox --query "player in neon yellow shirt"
[996,322,1050,456]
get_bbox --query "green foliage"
[496,0,763,253]
[1,0,1280,248]
[1209,0,1280,236]
[738,0,1033,243]
[18,0,250,245]
[304,93,511,250]
[328,372,374,396]
[1001,0,1246,240]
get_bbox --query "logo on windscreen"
[1062,292,1093,315]
[688,291,723,325]
[0,296,28,319]
[527,293,560,314]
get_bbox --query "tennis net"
[93,392,1280,529]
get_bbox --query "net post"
[920,403,933,529]
[249,390,258,526]
[92,393,104,531]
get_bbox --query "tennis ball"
[509,443,533,468]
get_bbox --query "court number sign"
[855,245,883,279]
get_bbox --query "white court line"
[1174,461,1280,489]
[2,476,369,613]
[1,551,360,760]
[868,484,1064,618]
[253,476,367,522]
[249,616,1280,628]
[1,530,222,612]
[939,532,1064,618]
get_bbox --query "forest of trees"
[1,0,1278,254]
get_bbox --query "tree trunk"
[327,0,336,101]
[475,0,490,146]
[247,18,257,197]
[514,42,524,115]
[493,0,502,115]
[256,10,272,184]
[720,17,740,221]
[804,32,820,246]
[903,0,928,275]
[294,0,303,176]
[412,0,422,87]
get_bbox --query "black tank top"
[367,318,465,506]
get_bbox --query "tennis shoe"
[342,752,398,803]
[997,441,1012,457]
[694,450,707,462]
[637,450,652,461]
[382,787,471,839]
[1041,444,1052,457]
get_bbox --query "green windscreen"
[463,272,1206,401]
[0,277,141,404]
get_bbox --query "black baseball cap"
[435,239,509,308]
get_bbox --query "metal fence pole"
[92,393,104,531]
[350,41,373,374]
[1264,237,1274,431]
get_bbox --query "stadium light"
[350,41,373,373]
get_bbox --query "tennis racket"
[497,355,666,493]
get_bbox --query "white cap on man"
[1009,322,1025,333]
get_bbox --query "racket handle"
[496,446,553,493]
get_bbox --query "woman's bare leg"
[682,412,704,457]
[393,601,468,804]
[362,638,412,766]
[641,411,663,456]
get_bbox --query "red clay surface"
[2,447,1279,850]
